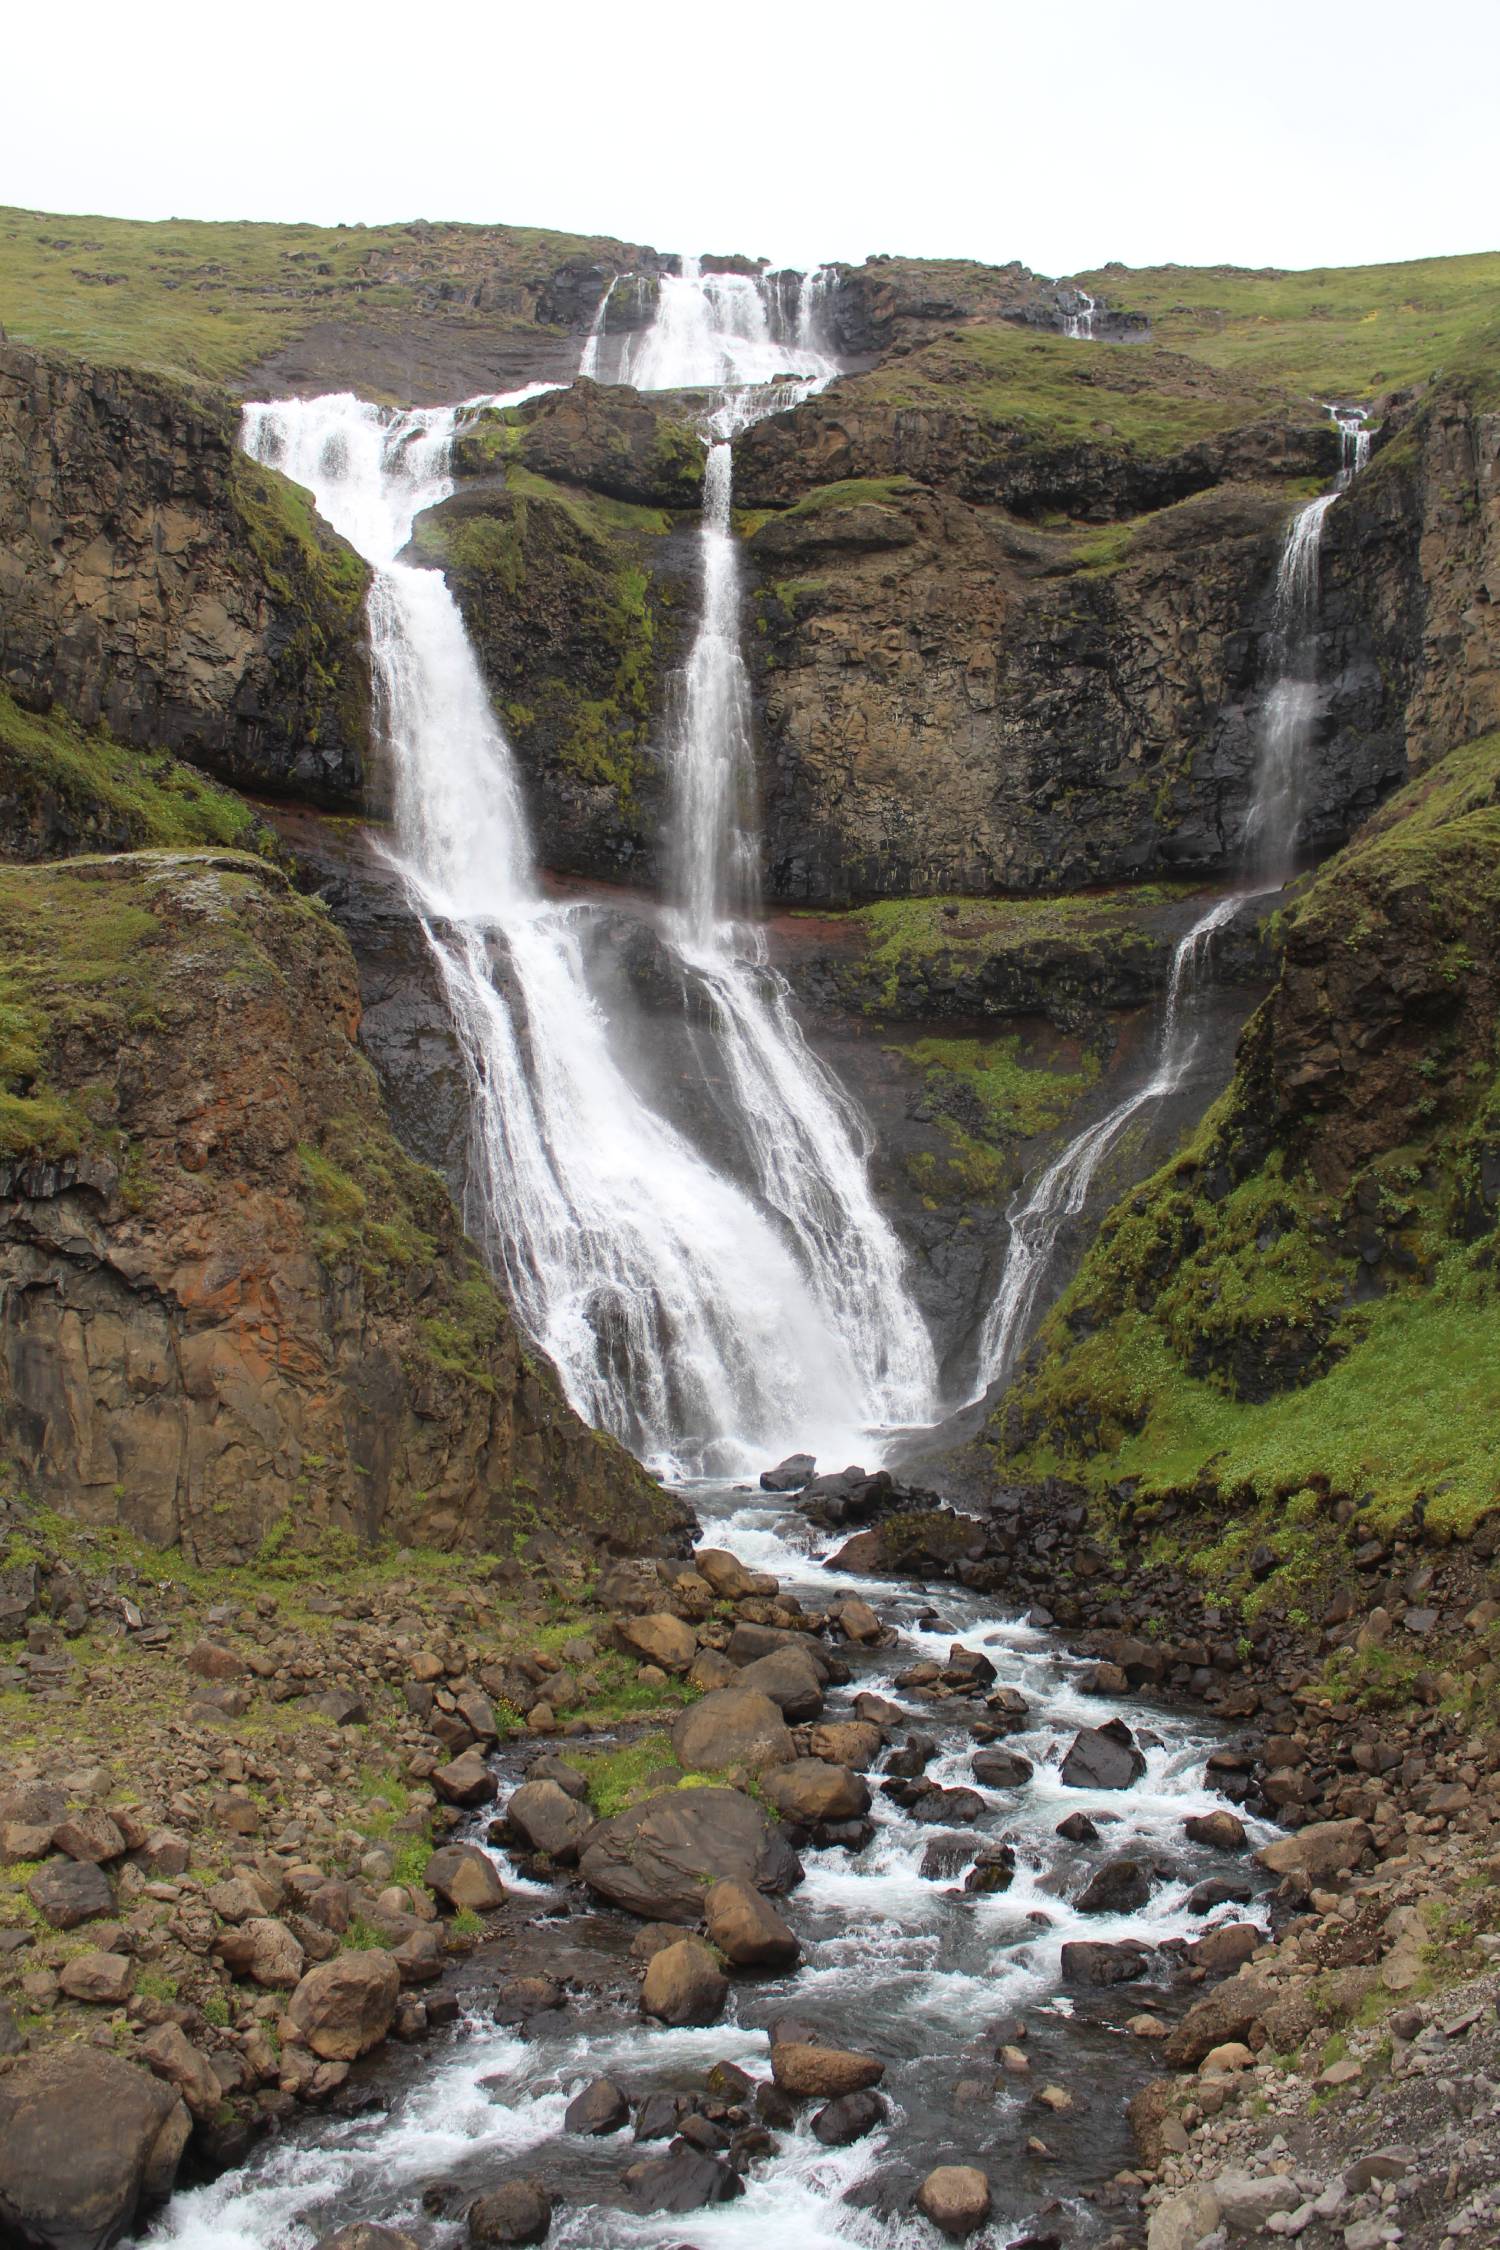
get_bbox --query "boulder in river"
[1059,1721,1146,1791]
[733,1647,826,1721]
[771,2039,885,2098]
[503,1779,592,1862]
[1060,1939,1150,1986]
[0,2045,191,2249]
[1075,1856,1153,1914]
[563,2076,630,2134]
[432,1749,499,1809]
[425,1844,507,1910]
[1184,1809,1247,1851]
[670,1687,795,1773]
[812,2089,888,2144]
[972,1747,1034,1789]
[1056,1811,1100,1842]
[315,2229,422,2250]
[761,1760,870,1825]
[808,1718,884,1768]
[704,1878,801,1968]
[761,1453,815,1491]
[579,1786,802,1922]
[466,2177,553,2244]
[916,2164,992,2238]
[640,1936,727,2026]
[963,1842,1017,1895]
[622,2150,744,2213]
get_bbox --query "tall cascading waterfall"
[240,387,923,1475]
[967,403,1375,1403]
[593,258,940,1429]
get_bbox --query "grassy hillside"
[0,205,646,387]
[992,729,1500,1550]
[1074,251,1500,402]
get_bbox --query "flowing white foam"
[240,391,915,1474]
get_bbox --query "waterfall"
[968,895,1239,1399]
[600,258,938,1431]
[1064,289,1097,340]
[240,389,921,1475]
[576,277,617,379]
[969,398,1377,1404]
[616,256,840,392]
[1245,401,1375,879]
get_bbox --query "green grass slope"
[992,730,1500,1546]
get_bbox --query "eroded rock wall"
[0,851,672,1562]
[0,340,372,806]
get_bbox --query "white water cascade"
[970,402,1376,1403]
[241,387,923,1474]
[602,257,938,1430]
[1064,288,1097,339]
[576,278,616,379]
[969,893,1239,1397]
[1245,403,1374,879]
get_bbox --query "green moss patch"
[0,688,268,858]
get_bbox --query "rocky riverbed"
[2,1468,1497,2250]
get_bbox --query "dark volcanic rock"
[579,1787,802,1922]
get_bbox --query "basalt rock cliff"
[0,339,372,807]
[0,849,670,1562]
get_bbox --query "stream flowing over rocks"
[129,1482,1278,2250]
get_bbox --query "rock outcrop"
[0,849,671,1560]
[0,339,372,806]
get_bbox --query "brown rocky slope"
[0,848,671,1563]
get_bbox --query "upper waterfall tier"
[591,257,839,394]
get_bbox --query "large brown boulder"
[771,2040,885,2099]
[425,1843,507,1911]
[694,1548,777,1599]
[433,1750,499,1809]
[215,1915,304,1990]
[0,2046,190,2249]
[1255,1819,1372,1886]
[139,2023,220,2118]
[503,1780,592,1861]
[917,2165,992,2239]
[615,1612,698,1673]
[639,1936,727,2026]
[1163,1972,1276,2068]
[287,1950,400,2060]
[761,1761,870,1825]
[579,1786,802,1923]
[704,1878,801,1969]
[670,1688,795,1773]
[734,1648,826,1721]
[807,1719,884,1769]
[27,1858,113,1929]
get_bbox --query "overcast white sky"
[6,0,1495,277]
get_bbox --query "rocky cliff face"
[0,850,672,1563]
[0,340,372,807]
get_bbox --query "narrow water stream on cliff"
[137,1487,1274,2250]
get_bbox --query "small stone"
[58,1951,134,2005]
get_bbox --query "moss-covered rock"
[411,469,697,882]
[453,380,705,509]
[0,689,271,861]
[0,339,372,808]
